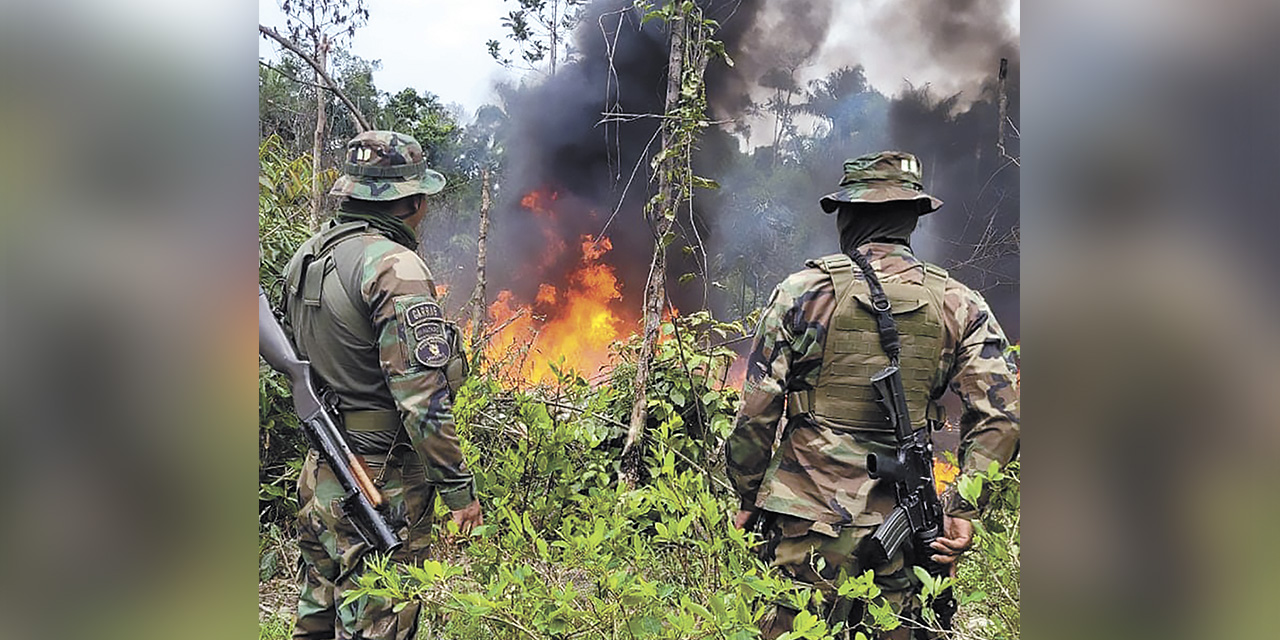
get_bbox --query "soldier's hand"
[929,515,974,565]
[449,499,484,538]
[733,508,758,530]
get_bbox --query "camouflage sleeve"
[360,239,475,511]
[726,286,790,509]
[943,283,1020,518]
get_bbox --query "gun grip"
[867,452,905,481]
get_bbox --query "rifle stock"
[258,285,402,553]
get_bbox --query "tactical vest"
[788,253,949,433]
[281,221,469,444]
[283,220,381,349]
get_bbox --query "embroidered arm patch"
[393,296,451,369]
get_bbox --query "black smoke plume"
[486,0,1020,338]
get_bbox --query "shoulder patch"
[414,335,451,368]
[393,295,450,369]
[404,300,443,327]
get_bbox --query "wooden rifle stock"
[258,285,402,552]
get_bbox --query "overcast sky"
[258,0,522,120]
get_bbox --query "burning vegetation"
[484,190,637,384]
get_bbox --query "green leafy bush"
[258,195,1021,637]
[258,135,314,535]
[343,311,1026,640]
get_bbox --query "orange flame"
[933,458,960,494]
[486,193,631,384]
[536,283,558,306]
[520,189,559,217]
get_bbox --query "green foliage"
[952,461,1020,638]
[380,89,460,168]
[259,612,293,640]
[344,310,997,640]
[260,298,1020,639]
[258,135,315,528]
[488,0,587,71]
[259,522,298,583]
[346,313,796,638]
[609,310,746,470]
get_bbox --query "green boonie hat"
[819,150,943,215]
[329,130,447,201]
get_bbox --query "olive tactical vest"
[283,220,380,349]
[281,221,470,449]
[788,253,949,432]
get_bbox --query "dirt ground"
[260,574,298,622]
[259,533,301,624]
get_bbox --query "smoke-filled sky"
[258,0,1019,123]
[478,0,1020,340]
[259,0,1022,338]
[710,0,1019,147]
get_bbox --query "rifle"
[864,364,956,627]
[832,252,956,631]
[258,285,403,554]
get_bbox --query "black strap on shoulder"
[846,250,901,364]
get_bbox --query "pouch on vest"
[283,221,378,347]
[443,320,469,399]
[802,253,948,433]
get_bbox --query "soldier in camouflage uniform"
[280,130,484,640]
[727,151,1020,639]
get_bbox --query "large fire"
[484,191,633,384]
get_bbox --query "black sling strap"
[845,249,901,365]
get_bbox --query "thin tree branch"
[259,59,327,92]
[259,24,371,132]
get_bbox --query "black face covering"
[336,197,420,251]
[835,201,923,254]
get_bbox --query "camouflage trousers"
[757,513,935,640]
[293,449,438,640]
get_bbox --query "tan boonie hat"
[819,150,943,214]
[329,130,447,201]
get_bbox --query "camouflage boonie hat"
[330,130,447,201]
[819,150,943,215]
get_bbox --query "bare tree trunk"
[620,14,686,489]
[310,36,330,227]
[995,57,1018,166]
[469,167,493,356]
[549,0,559,76]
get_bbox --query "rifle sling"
[844,249,900,364]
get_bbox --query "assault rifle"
[838,251,956,630]
[864,364,956,628]
[258,285,403,553]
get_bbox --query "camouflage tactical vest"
[789,253,949,432]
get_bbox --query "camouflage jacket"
[283,222,475,511]
[726,242,1019,524]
